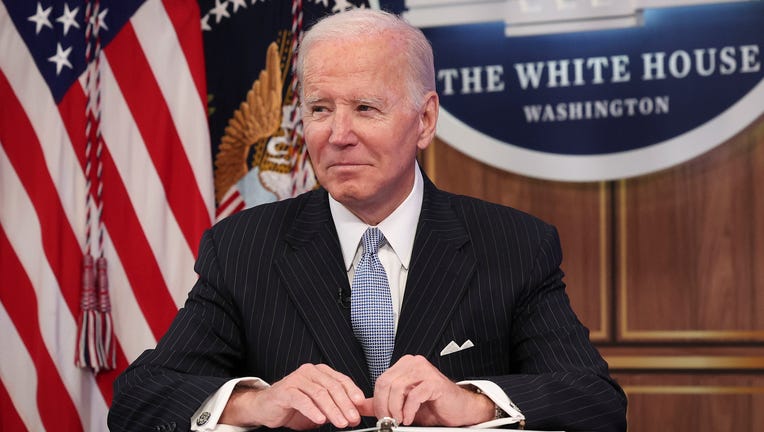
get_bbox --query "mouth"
[328,162,369,168]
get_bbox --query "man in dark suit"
[109,9,626,432]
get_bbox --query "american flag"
[0,0,213,430]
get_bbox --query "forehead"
[302,35,406,90]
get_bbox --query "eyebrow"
[302,95,387,107]
[356,97,385,107]
[302,96,326,106]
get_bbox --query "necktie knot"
[361,227,385,256]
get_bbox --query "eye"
[305,105,330,119]
[357,104,376,112]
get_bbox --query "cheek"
[303,124,326,159]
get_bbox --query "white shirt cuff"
[457,380,525,428]
[191,377,270,432]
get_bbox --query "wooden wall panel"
[613,374,764,432]
[421,139,611,341]
[599,345,764,370]
[617,116,764,342]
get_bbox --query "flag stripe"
[0,69,82,318]
[100,228,159,360]
[216,189,246,221]
[106,21,211,255]
[0,379,28,432]
[136,0,214,221]
[0,228,83,432]
[161,0,208,119]
[0,303,43,432]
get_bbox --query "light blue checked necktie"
[351,227,395,385]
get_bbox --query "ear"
[416,91,439,151]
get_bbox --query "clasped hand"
[220,355,493,429]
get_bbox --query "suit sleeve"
[108,228,245,432]
[489,225,627,432]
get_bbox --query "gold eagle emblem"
[214,42,284,204]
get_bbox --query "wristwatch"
[474,387,508,420]
[474,387,525,429]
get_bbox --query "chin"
[331,189,366,203]
[328,185,371,205]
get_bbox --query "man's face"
[301,34,438,224]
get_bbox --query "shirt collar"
[330,164,424,271]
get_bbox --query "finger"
[312,365,363,424]
[379,355,435,422]
[297,375,355,427]
[401,381,435,425]
[316,364,366,404]
[280,387,328,427]
[386,374,413,424]
[303,364,363,426]
[357,398,375,417]
[374,361,416,423]
[273,365,345,427]
[373,370,394,420]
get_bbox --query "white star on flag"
[28,2,53,35]
[210,0,230,24]
[89,7,109,32]
[56,3,81,36]
[47,42,73,75]
[231,0,248,13]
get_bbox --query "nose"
[328,109,356,146]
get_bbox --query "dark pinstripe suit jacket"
[109,176,626,432]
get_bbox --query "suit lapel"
[275,189,373,393]
[392,177,476,362]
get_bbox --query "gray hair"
[295,9,435,108]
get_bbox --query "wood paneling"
[600,345,764,370]
[617,116,764,342]
[614,374,764,432]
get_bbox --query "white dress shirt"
[190,165,523,431]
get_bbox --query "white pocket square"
[439,339,474,356]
